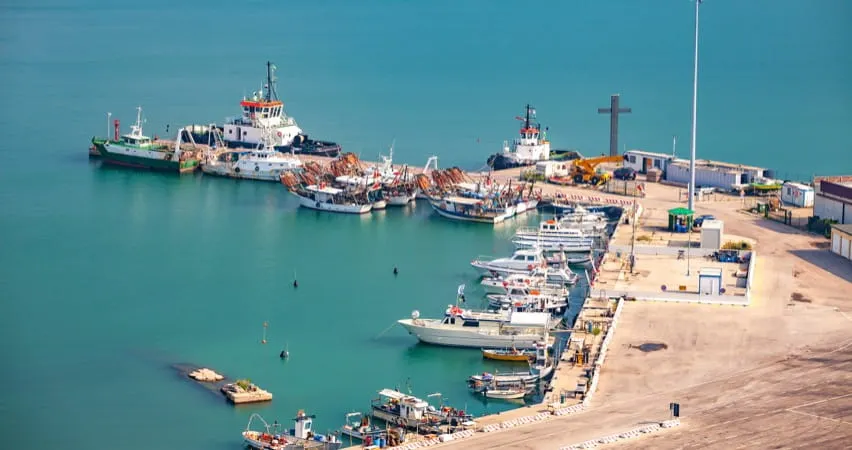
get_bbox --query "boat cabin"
[372,389,429,422]
[306,184,344,202]
[441,306,507,327]
[506,248,546,267]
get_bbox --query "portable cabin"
[699,220,724,249]
[781,182,814,208]
[698,268,723,296]
[623,150,673,175]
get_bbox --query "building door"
[842,237,851,259]
[833,233,841,254]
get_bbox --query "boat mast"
[265,61,278,102]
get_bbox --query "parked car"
[694,214,716,227]
[613,167,636,180]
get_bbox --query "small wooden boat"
[481,348,535,362]
[482,388,526,400]
[340,412,384,441]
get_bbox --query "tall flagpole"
[687,0,702,211]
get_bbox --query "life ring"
[235,167,241,173]
[277,131,283,137]
[255,166,260,172]
[527,264,534,270]
[315,201,321,208]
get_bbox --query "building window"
[629,156,636,163]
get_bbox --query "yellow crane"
[569,155,627,185]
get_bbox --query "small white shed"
[698,267,723,296]
[536,161,570,178]
[781,182,814,208]
[700,219,724,250]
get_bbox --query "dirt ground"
[433,177,852,450]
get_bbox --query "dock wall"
[589,288,749,306]
[583,297,624,407]
[559,419,682,450]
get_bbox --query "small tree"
[591,327,602,337]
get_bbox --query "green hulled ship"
[90,107,200,173]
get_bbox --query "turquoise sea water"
[1,1,850,449]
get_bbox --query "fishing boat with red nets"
[279,157,373,214]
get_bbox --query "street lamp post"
[687,0,703,211]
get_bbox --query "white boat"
[369,389,447,429]
[513,219,599,251]
[202,125,302,181]
[242,412,342,450]
[429,196,516,224]
[556,206,610,233]
[290,184,372,214]
[397,307,551,349]
[481,267,578,294]
[481,281,568,297]
[529,339,554,380]
[486,104,552,170]
[471,248,547,277]
[468,371,539,388]
[482,388,526,400]
[340,412,384,441]
[487,288,569,314]
[334,175,387,210]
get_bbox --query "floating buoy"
[393,267,398,276]
[293,279,298,288]
[280,350,289,359]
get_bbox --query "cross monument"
[597,94,631,157]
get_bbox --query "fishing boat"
[369,389,461,430]
[470,248,548,277]
[90,107,201,173]
[397,307,551,349]
[481,347,536,362]
[486,105,581,170]
[428,195,517,224]
[190,62,341,157]
[201,125,302,181]
[334,175,387,210]
[340,412,384,441]
[242,412,342,450]
[480,267,578,294]
[280,172,373,214]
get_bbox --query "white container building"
[624,150,674,175]
[665,159,773,192]
[781,182,814,208]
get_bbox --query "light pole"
[687,0,703,211]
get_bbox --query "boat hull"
[481,349,533,362]
[387,193,416,206]
[397,319,541,349]
[511,239,593,252]
[482,390,526,400]
[292,192,372,214]
[92,138,199,173]
[428,199,514,224]
[201,164,287,182]
[372,200,387,210]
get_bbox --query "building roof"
[699,267,723,277]
[668,158,766,173]
[668,207,694,216]
[832,224,852,235]
[625,149,674,159]
[783,182,813,191]
[701,219,723,230]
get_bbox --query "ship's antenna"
[265,61,278,101]
[525,104,531,129]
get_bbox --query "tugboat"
[188,61,341,157]
[486,105,581,171]
[90,107,201,173]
